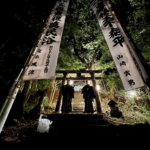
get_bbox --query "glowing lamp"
[96,85,100,91]
[127,90,136,97]
[70,80,73,85]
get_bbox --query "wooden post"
[55,73,67,113]
[91,73,102,113]
[49,88,54,104]
[49,82,56,105]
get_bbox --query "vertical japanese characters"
[24,0,69,80]
[90,0,145,90]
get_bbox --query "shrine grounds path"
[0,113,150,150]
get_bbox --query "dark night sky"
[0,0,57,104]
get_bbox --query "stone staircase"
[47,113,109,135]
[72,91,84,113]
[2,113,149,150]
[71,91,96,113]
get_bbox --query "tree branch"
[71,35,88,65]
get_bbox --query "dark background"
[0,0,56,106]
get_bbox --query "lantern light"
[127,90,136,97]
[96,85,100,91]
[70,80,73,85]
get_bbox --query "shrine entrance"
[72,91,84,114]
[55,70,103,114]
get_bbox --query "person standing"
[82,80,96,113]
[62,80,74,113]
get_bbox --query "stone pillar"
[55,73,67,113]
[91,73,102,113]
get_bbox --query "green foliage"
[141,105,147,113]
[30,79,51,92]
[57,46,85,70]
[42,97,49,107]
[24,103,35,113]
[116,102,124,105]
[24,96,49,113]
[130,98,136,105]
[1,0,150,104]
[104,73,123,88]
[58,0,113,70]
[135,87,150,100]
[112,0,150,61]
[117,90,127,96]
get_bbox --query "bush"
[24,103,35,113]
[42,97,49,107]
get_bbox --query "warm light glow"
[70,80,73,85]
[88,80,91,84]
[128,90,136,97]
[96,85,100,91]
[88,80,92,86]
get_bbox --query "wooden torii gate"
[55,70,103,113]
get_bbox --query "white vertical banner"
[23,0,70,80]
[91,0,148,91]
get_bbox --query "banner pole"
[0,69,24,117]
[0,0,70,133]
[0,69,23,133]
[0,1,58,133]
[0,25,46,133]
[0,21,45,118]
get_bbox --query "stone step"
[51,119,106,126]
[72,103,84,106]
[73,109,83,111]
[72,106,84,108]
[73,104,83,105]
[47,114,104,124]
[72,111,83,112]
[72,107,84,108]
[73,107,83,109]
[50,121,108,132]
[73,105,84,106]
[72,102,84,104]
[69,112,84,114]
